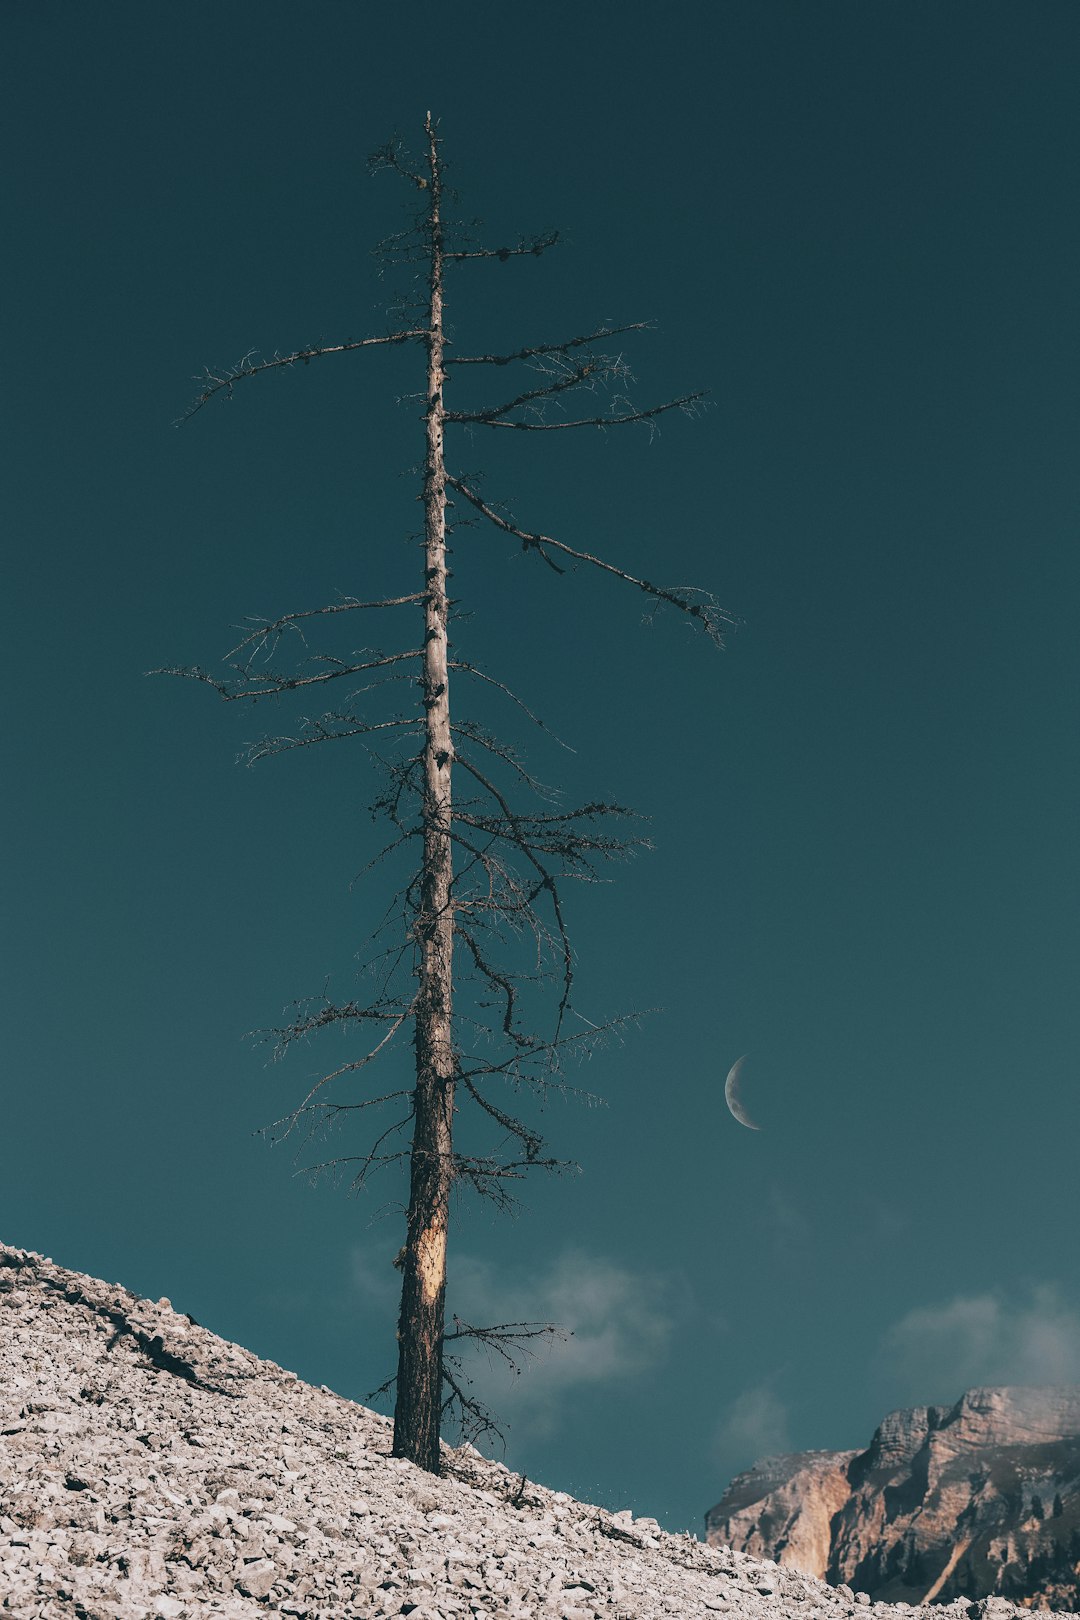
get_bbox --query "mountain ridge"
[706,1388,1080,1610]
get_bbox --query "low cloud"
[879,1284,1080,1405]
[714,1384,791,1476]
[766,1185,812,1266]
[449,1248,678,1437]
[350,1241,400,1314]
[349,1241,679,1441]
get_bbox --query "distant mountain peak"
[707,1386,1080,1608]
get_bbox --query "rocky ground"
[0,1242,1037,1620]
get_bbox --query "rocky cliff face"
[706,1389,1080,1610]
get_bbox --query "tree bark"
[392,114,455,1474]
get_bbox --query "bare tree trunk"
[168,111,725,1466]
[392,114,455,1474]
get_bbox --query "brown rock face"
[706,1387,1080,1609]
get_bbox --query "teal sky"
[4,2,1079,1534]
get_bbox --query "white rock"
[235,1557,278,1598]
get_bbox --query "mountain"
[706,1389,1080,1610]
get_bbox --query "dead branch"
[439,1318,566,1448]
[445,478,563,573]
[456,1012,643,1087]
[224,594,425,662]
[263,994,408,1059]
[452,1156,570,1208]
[438,1360,505,1451]
[446,474,733,645]
[368,136,426,188]
[445,358,625,425]
[243,713,419,765]
[448,660,574,749]
[445,322,650,367]
[449,720,556,797]
[444,1318,562,1357]
[178,331,427,423]
[267,1006,414,1141]
[301,1108,416,1193]
[455,753,574,1033]
[151,647,423,702]
[444,229,560,264]
[460,1075,546,1158]
[457,925,533,1048]
[294,1088,414,1125]
[451,390,706,431]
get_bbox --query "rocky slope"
[0,1242,966,1620]
[706,1390,1080,1610]
[0,1243,1042,1620]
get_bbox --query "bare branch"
[457,926,533,1049]
[366,1370,398,1407]
[438,1359,505,1451]
[302,1109,415,1194]
[456,1010,646,1088]
[445,478,563,573]
[300,1087,414,1122]
[445,360,604,425]
[368,136,426,188]
[448,660,575,750]
[224,594,426,662]
[456,753,574,1034]
[262,993,409,1060]
[266,1006,414,1143]
[450,720,555,797]
[445,229,560,264]
[455,811,645,866]
[150,647,423,702]
[452,1155,569,1209]
[244,713,419,765]
[461,1075,546,1157]
[178,331,427,423]
[443,1318,562,1355]
[445,322,649,367]
[453,390,707,432]
[447,475,734,645]
[440,1318,566,1448]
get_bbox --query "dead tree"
[161,113,730,1474]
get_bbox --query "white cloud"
[879,1284,1080,1405]
[348,1241,679,1441]
[350,1241,400,1313]
[714,1384,791,1474]
[766,1185,812,1265]
[450,1248,678,1440]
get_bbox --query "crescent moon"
[724,1054,762,1131]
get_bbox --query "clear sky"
[4,1,1079,1535]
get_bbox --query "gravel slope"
[0,1243,1034,1620]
